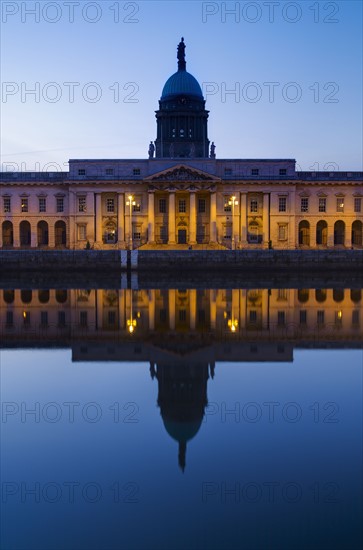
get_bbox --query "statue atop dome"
[177,37,186,71]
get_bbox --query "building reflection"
[1,287,361,470]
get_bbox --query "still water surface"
[1,287,362,550]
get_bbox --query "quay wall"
[0,250,362,274]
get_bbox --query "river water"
[1,286,362,550]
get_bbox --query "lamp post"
[228,195,238,250]
[126,194,135,249]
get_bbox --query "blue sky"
[1,0,362,171]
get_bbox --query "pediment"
[145,164,220,183]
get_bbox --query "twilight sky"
[1,0,362,171]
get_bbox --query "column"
[233,200,240,248]
[69,191,76,249]
[148,192,155,244]
[13,222,20,248]
[95,193,102,244]
[117,193,125,245]
[189,192,197,244]
[118,289,126,329]
[148,290,155,330]
[168,289,176,330]
[189,289,197,330]
[31,222,37,248]
[263,193,270,247]
[49,223,55,248]
[327,224,334,248]
[168,192,176,244]
[210,193,217,243]
[240,193,247,245]
[96,290,103,330]
[261,289,269,330]
[239,289,247,329]
[345,221,352,248]
[209,289,216,330]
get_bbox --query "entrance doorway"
[178,229,187,244]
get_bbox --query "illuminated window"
[106,198,115,213]
[250,200,258,213]
[336,198,344,212]
[179,199,186,213]
[78,197,86,212]
[300,198,309,212]
[21,197,28,212]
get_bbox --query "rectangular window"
[198,309,206,324]
[159,309,167,323]
[133,232,141,240]
[3,197,11,213]
[106,168,114,175]
[78,225,86,241]
[277,311,286,326]
[21,198,28,213]
[300,197,309,212]
[40,311,48,326]
[279,169,287,176]
[56,197,64,213]
[224,199,231,212]
[80,311,88,327]
[279,197,287,212]
[78,169,86,176]
[106,198,115,213]
[249,310,257,323]
[300,310,307,324]
[224,168,232,176]
[23,311,30,327]
[250,200,258,213]
[354,198,361,213]
[335,311,343,326]
[179,309,187,322]
[319,198,326,212]
[336,198,344,212]
[352,310,360,325]
[159,199,167,213]
[317,310,325,324]
[108,311,116,325]
[277,289,287,301]
[198,198,206,213]
[278,225,287,241]
[6,311,13,327]
[58,311,66,327]
[78,197,86,212]
[251,168,259,176]
[133,168,141,176]
[133,202,141,212]
[179,199,186,213]
[39,197,46,213]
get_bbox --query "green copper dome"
[161,70,204,100]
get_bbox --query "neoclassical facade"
[1,39,362,250]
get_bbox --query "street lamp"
[228,195,238,249]
[126,194,135,249]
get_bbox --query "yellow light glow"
[128,325,134,334]
[337,310,343,319]
[23,311,27,319]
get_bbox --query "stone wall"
[0,249,362,273]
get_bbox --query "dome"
[161,70,204,100]
[163,418,202,443]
